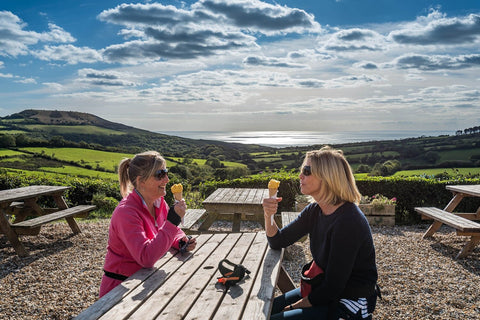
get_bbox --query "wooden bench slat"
[182,209,207,229]
[414,207,480,233]
[11,205,96,229]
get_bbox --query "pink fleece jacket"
[99,190,185,297]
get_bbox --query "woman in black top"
[263,146,378,320]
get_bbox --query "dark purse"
[300,259,324,297]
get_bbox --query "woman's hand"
[185,236,196,251]
[282,297,312,311]
[173,199,187,218]
[262,197,282,219]
[262,197,282,237]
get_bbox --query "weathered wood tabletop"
[75,232,286,320]
[200,188,270,232]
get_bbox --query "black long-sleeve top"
[268,202,378,306]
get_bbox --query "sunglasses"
[301,165,312,176]
[154,169,168,180]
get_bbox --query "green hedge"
[0,171,185,211]
[2,171,479,224]
[200,173,480,225]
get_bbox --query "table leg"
[24,198,44,215]
[277,265,296,293]
[232,213,241,232]
[53,193,81,234]
[198,212,218,232]
[423,221,443,238]
[0,210,28,257]
[456,236,480,259]
[443,193,465,212]
[424,193,467,239]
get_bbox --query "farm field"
[20,147,134,172]
[22,124,125,135]
[393,167,480,177]
[166,156,247,168]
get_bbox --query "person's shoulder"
[338,202,370,226]
[301,202,320,216]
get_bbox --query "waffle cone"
[173,192,183,201]
[269,188,277,198]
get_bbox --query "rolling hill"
[0,109,270,159]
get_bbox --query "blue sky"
[1,0,479,133]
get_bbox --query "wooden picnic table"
[415,184,480,258]
[200,188,271,232]
[75,231,295,320]
[0,185,95,257]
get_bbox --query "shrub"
[91,193,119,218]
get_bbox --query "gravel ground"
[1,220,479,319]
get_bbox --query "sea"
[159,130,453,148]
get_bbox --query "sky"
[0,0,479,134]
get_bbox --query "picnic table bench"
[181,208,207,234]
[0,185,95,256]
[75,231,294,320]
[415,184,480,259]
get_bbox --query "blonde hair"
[304,146,361,205]
[118,151,166,198]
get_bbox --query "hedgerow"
[2,170,479,224]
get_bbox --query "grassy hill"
[0,109,270,159]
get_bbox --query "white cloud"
[389,53,480,70]
[0,11,75,57]
[98,0,321,63]
[31,45,103,64]
[390,10,480,45]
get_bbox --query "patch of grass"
[22,124,125,135]
[20,147,134,171]
[393,167,480,177]
[38,166,118,180]
[0,149,25,156]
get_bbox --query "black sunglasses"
[154,169,168,180]
[301,165,312,176]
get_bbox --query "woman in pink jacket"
[99,151,196,297]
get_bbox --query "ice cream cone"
[171,184,183,202]
[267,179,280,226]
[268,179,280,198]
[269,188,278,198]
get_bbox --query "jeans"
[270,288,330,320]
[271,288,373,320]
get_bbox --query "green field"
[393,167,480,177]
[437,148,480,162]
[0,149,25,157]
[37,165,118,180]
[0,130,27,134]
[3,167,116,180]
[166,156,247,168]
[20,147,134,171]
[22,125,125,135]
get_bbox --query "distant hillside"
[0,109,270,159]
[2,109,134,131]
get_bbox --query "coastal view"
[160,130,455,147]
[1,1,480,319]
